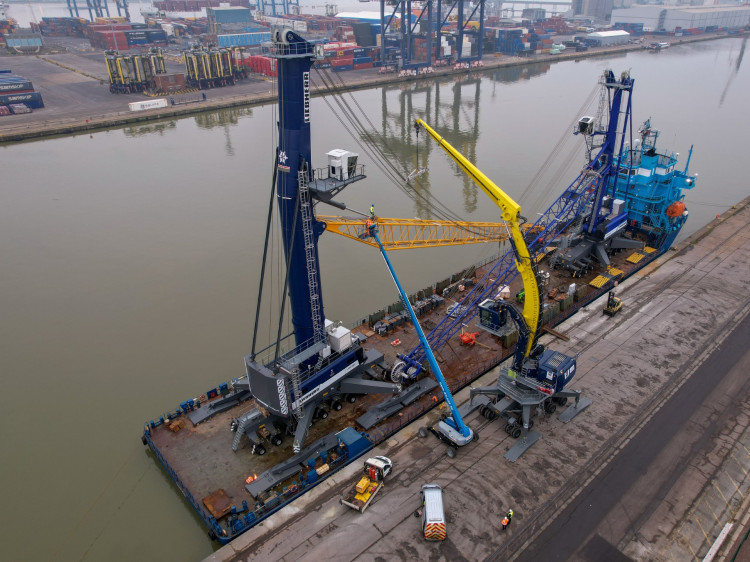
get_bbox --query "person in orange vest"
[501,516,509,530]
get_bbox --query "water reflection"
[122,120,177,137]
[488,62,551,83]
[720,36,746,106]
[366,74,490,217]
[193,106,254,129]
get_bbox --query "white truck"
[341,456,393,513]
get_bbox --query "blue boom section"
[584,70,633,235]
[275,31,326,347]
[370,227,471,439]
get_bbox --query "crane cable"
[311,65,503,235]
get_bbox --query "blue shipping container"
[0,80,33,92]
[0,91,44,108]
[217,32,271,47]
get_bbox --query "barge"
[142,32,696,544]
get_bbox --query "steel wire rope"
[517,82,599,206]
[311,66,477,225]
[310,66,515,239]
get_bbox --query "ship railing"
[260,40,317,58]
[310,164,367,184]
[253,334,358,381]
[365,352,508,443]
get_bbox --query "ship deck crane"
[366,224,474,451]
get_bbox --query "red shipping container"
[330,57,354,67]
[353,62,373,70]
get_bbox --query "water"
[1,38,747,561]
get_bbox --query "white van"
[420,484,446,540]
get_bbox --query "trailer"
[341,456,393,513]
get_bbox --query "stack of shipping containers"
[0,71,44,115]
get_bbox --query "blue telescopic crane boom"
[369,225,472,442]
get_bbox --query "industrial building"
[572,0,615,24]
[587,29,630,46]
[611,4,750,33]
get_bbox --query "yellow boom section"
[319,216,540,250]
[414,118,540,357]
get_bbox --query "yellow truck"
[341,456,393,513]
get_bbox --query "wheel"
[487,410,497,421]
[391,361,406,383]
[255,444,266,456]
[479,405,488,418]
[318,408,329,420]
[346,394,357,403]
[554,396,568,406]
[527,419,534,430]
[271,435,283,446]
[331,400,343,411]
[418,427,428,438]
[446,447,456,459]
[511,427,522,439]
[545,402,557,414]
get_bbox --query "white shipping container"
[128,98,169,112]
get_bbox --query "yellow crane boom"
[414,118,540,357]
[319,216,540,251]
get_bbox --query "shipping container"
[128,98,169,112]
[0,91,44,109]
[153,73,187,92]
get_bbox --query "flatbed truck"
[341,456,393,513]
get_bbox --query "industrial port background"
[2,28,750,562]
[0,29,737,142]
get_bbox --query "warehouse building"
[588,29,630,45]
[610,5,750,33]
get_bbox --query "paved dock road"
[512,306,750,561]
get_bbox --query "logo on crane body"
[278,150,290,172]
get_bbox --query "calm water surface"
[1,38,747,561]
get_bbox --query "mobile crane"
[414,119,590,461]
[366,224,474,453]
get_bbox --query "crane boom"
[368,225,473,444]
[414,119,540,357]
[319,215,541,250]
